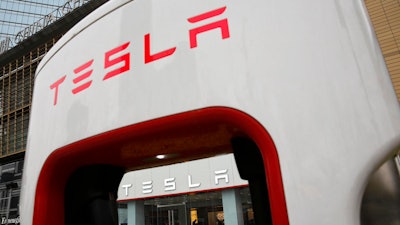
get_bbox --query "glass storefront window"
[118,187,254,225]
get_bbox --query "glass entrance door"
[157,203,187,225]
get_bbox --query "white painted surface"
[21,0,400,224]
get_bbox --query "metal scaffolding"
[0,36,60,157]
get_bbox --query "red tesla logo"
[50,6,230,106]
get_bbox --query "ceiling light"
[156,154,166,159]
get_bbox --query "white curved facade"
[21,0,400,224]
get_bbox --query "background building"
[0,0,108,223]
[365,0,400,101]
[0,0,398,224]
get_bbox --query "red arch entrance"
[33,107,289,225]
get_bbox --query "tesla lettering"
[122,170,229,197]
[122,184,132,196]
[188,175,201,188]
[214,169,229,185]
[49,6,230,106]
[142,181,153,194]
[164,178,176,191]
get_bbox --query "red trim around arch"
[33,107,289,225]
